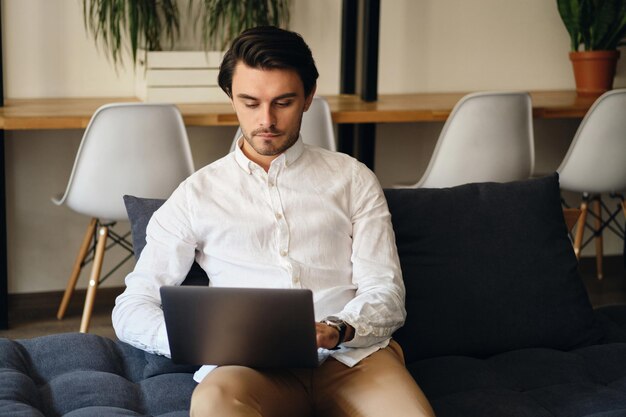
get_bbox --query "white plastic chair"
[557,89,626,279]
[400,91,535,188]
[53,103,195,332]
[229,96,336,152]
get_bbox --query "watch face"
[324,318,346,332]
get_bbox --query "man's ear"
[303,85,317,111]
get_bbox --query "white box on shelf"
[135,50,228,103]
[145,86,227,103]
[146,69,220,87]
[145,50,224,68]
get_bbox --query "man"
[113,26,435,417]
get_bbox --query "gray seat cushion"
[409,337,626,417]
[0,333,198,417]
[408,306,626,417]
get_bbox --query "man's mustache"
[251,127,283,136]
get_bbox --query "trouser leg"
[313,340,436,417]
[190,365,313,417]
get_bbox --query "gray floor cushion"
[0,333,198,417]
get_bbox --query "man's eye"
[275,101,292,107]
[244,102,258,108]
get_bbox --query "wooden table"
[0,90,595,328]
[0,91,595,130]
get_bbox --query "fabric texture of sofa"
[2,173,626,417]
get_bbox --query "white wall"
[379,0,576,93]
[3,0,624,293]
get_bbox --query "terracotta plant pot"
[569,50,621,96]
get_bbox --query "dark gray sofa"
[3,173,626,417]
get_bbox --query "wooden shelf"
[0,97,238,130]
[0,91,595,130]
[328,91,596,123]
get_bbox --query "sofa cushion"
[385,173,602,362]
[123,195,164,261]
[0,333,198,417]
[123,195,209,286]
[409,340,626,417]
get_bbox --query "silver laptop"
[160,286,320,368]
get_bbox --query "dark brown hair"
[218,26,319,98]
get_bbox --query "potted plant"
[82,0,290,102]
[557,0,626,95]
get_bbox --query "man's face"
[230,62,315,167]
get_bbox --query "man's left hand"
[315,322,354,349]
[316,322,340,349]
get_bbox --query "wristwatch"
[321,316,348,349]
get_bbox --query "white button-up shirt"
[112,137,406,374]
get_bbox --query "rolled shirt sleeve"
[338,163,406,348]
[112,182,197,357]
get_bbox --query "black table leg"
[357,0,379,170]
[356,123,376,171]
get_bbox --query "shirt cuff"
[329,339,390,367]
[337,312,395,348]
[193,365,218,383]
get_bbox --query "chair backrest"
[229,96,336,152]
[56,103,195,221]
[411,91,535,188]
[557,88,626,194]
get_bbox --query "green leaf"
[82,0,291,70]
[599,0,626,49]
[590,0,619,49]
[557,0,582,51]
[197,0,291,51]
[82,0,181,69]
[557,0,626,50]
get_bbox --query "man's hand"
[316,322,340,349]
[315,322,355,349]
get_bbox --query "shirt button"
[293,276,300,283]
[268,180,275,187]
[280,250,288,257]
[275,213,283,220]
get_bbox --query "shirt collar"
[234,135,305,174]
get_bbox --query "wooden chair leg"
[57,218,97,320]
[573,201,588,259]
[563,208,582,232]
[593,199,603,280]
[79,226,109,333]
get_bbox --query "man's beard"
[243,121,302,156]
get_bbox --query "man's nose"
[259,104,276,128]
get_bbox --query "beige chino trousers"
[190,339,435,417]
